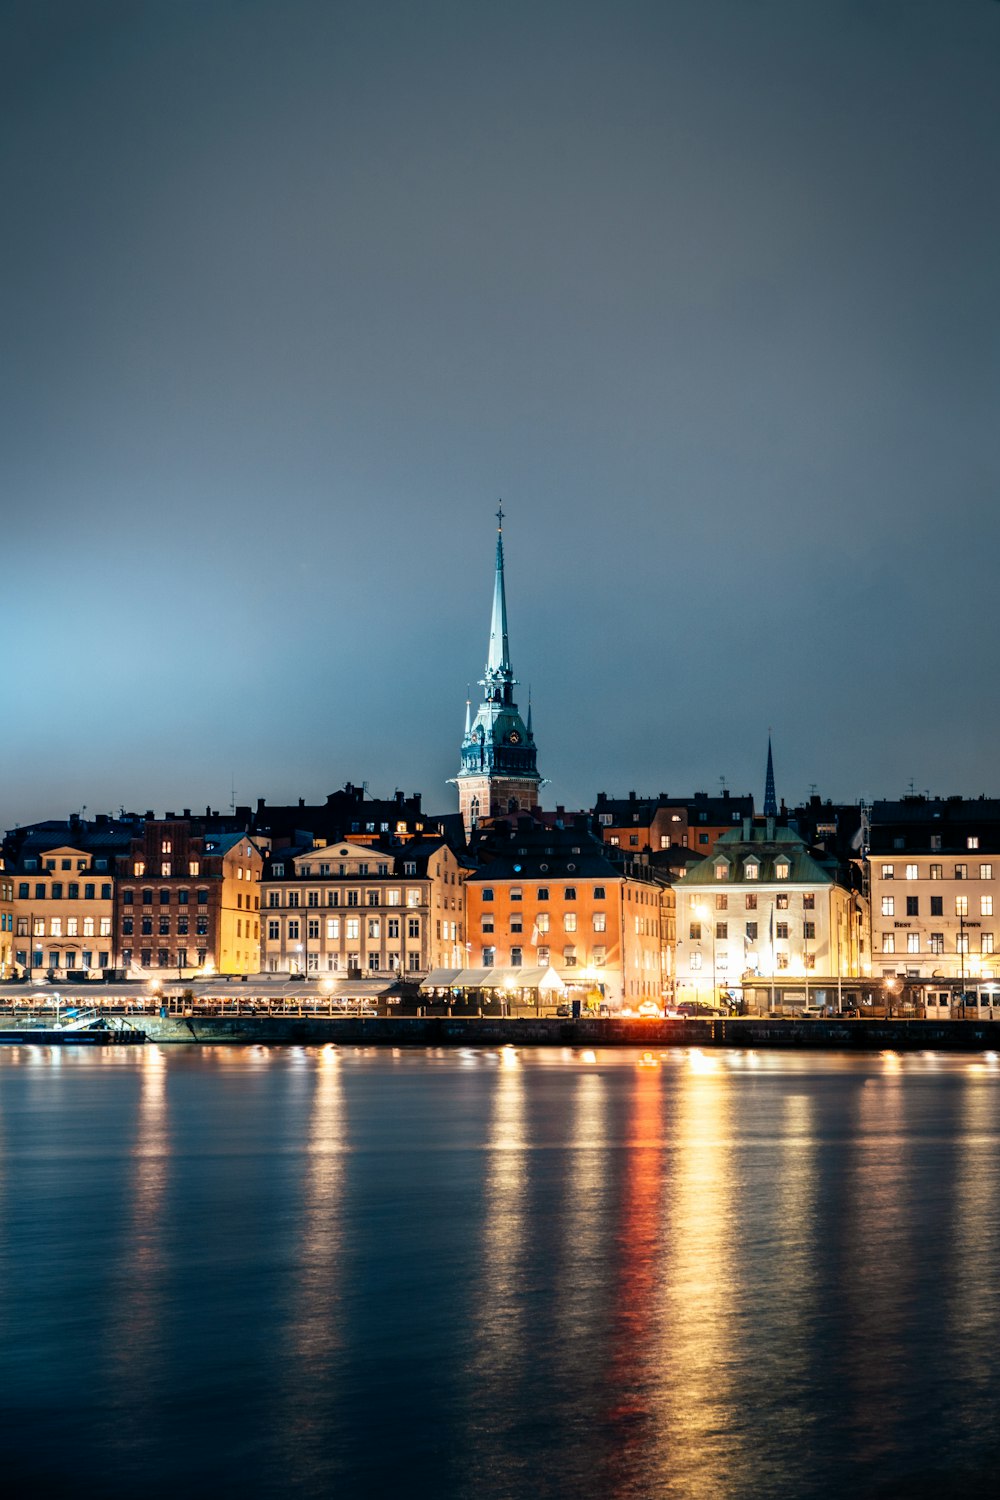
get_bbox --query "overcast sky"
[3,0,998,829]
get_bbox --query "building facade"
[868,798,1000,1016]
[464,820,667,1007]
[118,820,262,976]
[674,821,867,1012]
[260,838,464,977]
[452,510,541,837]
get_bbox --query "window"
[882,934,895,954]
[968,837,980,850]
[906,932,919,953]
[775,862,789,881]
[689,922,702,940]
[881,864,894,880]
[745,894,757,910]
[744,863,759,881]
[367,891,379,907]
[715,863,728,881]
[268,920,280,940]
[930,896,943,916]
[776,894,789,910]
[482,915,494,933]
[347,890,359,907]
[564,887,576,900]
[905,864,918,881]
[404,862,417,876]
[955,863,968,880]
[326,917,340,939]
[956,896,969,917]
[536,913,550,934]
[957,933,969,955]
[929,933,944,954]
[511,947,523,966]
[141,918,153,936]
[134,862,145,877]
[482,888,494,902]
[803,921,816,940]
[593,913,606,932]
[715,894,728,911]
[346,918,360,940]
[690,952,702,971]
[177,890,189,905]
[387,917,399,939]
[776,953,789,970]
[387,889,401,906]
[408,917,420,938]
[982,896,994,918]
[906,897,918,916]
[982,865,994,881]
[85,917,95,937]
[746,921,758,941]
[537,887,549,901]
[593,887,605,900]
[159,889,170,905]
[564,914,577,932]
[368,919,380,939]
[982,933,995,955]
[510,915,522,933]
[50,917,62,938]
[802,893,815,910]
[288,918,300,940]
[197,890,208,905]
[775,922,789,940]
[929,864,942,880]
[882,897,894,917]
[483,946,495,967]
[716,922,728,940]
[161,862,171,878]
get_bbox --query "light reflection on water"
[1,1046,1000,1498]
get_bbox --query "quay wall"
[135,1015,1000,1050]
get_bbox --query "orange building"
[465,819,667,1008]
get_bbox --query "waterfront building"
[464,818,667,1008]
[452,509,542,838]
[9,840,117,978]
[0,862,14,979]
[867,797,1000,1017]
[118,818,263,977]
[674,818,868,1013]
[246,783,437,851]
[260,837,464,977]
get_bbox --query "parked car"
[636,1000,663,1018]
[674,1001,726,1018]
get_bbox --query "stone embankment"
[137,1014,1000,1050]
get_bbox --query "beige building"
[674,821,867,1013]
[261,838,464,977]
[11,843,116,977]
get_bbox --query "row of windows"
[691,921,817,942]
[272,860,420,878]
[882,933,995,954]
[17,950,110,969]
[17,916,112,938]
[266,916,422,941]
[267,888,424,909]
[122,949,208,969]
[479,886,605,902]
[16,882,112,901]
[123,918,210,936]
[481,945,606,968]
[134,861,202,877]
[123,889,211,906]
[713,860,790,882]
[266,952,424,973]
[885,836,981,852]
[881,895,993,917]
[712,892,814,911]
[880,863,993,881]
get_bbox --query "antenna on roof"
[230,773,236,816]
[719,775,726,790]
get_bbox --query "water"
[1,1044,999,1499]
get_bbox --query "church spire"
[763,734,777,818]
[485,503,512,687]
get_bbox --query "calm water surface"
[1,1043,999,1499]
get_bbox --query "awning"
[420,965,567,993]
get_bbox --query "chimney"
[742,817,752,839]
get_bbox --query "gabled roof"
[679,825,835,886]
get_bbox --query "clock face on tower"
[509,730,521,745]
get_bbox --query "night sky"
[3,0,998,830]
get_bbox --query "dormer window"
[714,860,729,882]
[744,860,760,881]
[273,864,284,877]
[775,861,790,881]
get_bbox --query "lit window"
[881,864,894,879]
[982,933,995,955]
[690,952,702,970]
[957,932,969,954]
[929,864,942,880]
[134,862,145,877]
[882,934,895,954]
[955,864,968,880]
[982,896,993,918]
[956,896,969,917]
[905,865,918,881]
[775,862,790,881]
[346,918,360,940]
[968,837,980,850]
[189,861,200,876]
[744,863,759,881]
[406,889,420,908]
[714,863,728,881]
[907,933,920,953]
[326,917,339,939]
[929,933,944,954]
[882,896,894,916]
[593,913,606,932]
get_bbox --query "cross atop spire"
[486,503,512,687]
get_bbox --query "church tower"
[452,508,542,837]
